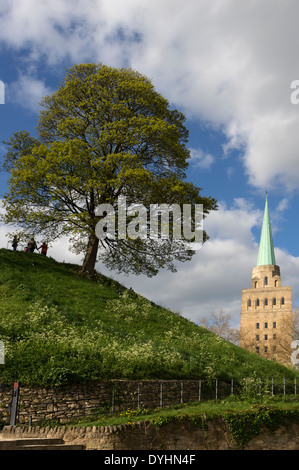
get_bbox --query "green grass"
[36,395,299,448]
[0,248,298,387]
[62,395,299,429]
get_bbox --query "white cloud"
[120,1,299,194]
[1,0,299,192]
[190,148,215,170]
[7,74,53,113]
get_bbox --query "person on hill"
[38,242,48,256]
[12,235,18,251]
[27,238,37,253]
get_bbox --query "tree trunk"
[80,233,99,276]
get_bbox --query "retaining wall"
[2,418,299,450]
[0,380,219,425]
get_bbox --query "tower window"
[281,297,285,305]
[254,281,258,288]
[265,322,268,328]
[275,280,278,287]
[264,346,268,353]
[256,299,260,307]
[256,346,260,354]
[273,322,276,328]
[256,334,259,341]
[256,323,260,329]
[247,299,251,308]
[273,297,276,306]
[264,276,268,286]
[264,334,268,340]
[264,298,268,306]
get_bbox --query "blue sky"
[1,0,299,327]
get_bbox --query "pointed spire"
[256,193,276,266]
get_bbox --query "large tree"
[1,63,217,276]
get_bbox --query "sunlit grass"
[58,395,299,428]
[0,248,298,386]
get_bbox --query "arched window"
[281,297,285,305]
[275,280,278,287]
[254,281,258,288]
[264,276,268,286]
[256,299,260,307]
[273,297,276,306]
[264,298,268,306]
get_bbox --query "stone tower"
[240,194,293,366]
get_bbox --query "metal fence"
[2,377,299,427]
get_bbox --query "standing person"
[27,238,37,253]
[12,235,18,251]
[38,242,48,256]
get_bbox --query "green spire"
[256,193,276,266]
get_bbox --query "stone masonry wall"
[2,418,299,450]
[0,380,219,426]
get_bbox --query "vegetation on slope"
[0,248,297,386]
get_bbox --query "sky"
[1,0,299,328]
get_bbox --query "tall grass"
[0,249,297,386]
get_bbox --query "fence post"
[215,378,218,400]
[295,378,297,396]
[180,382,183,404]
[160,382,163,408]
[112,385,115,414]
[10,381,20,426]
[199,380,201,402]
[271,378,274,396]
[137,383,140,410]
[83,384,86,417]
[231,377,234,395]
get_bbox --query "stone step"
[0,437,85,450]
[16,443,85,450]
[15,438,64,446]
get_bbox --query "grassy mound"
[0,248,297,386]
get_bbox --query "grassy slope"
[0,248,297,386]
[66,396,299,430]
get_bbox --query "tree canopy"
[1,63,217,276]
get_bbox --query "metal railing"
[1,377,298,427]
